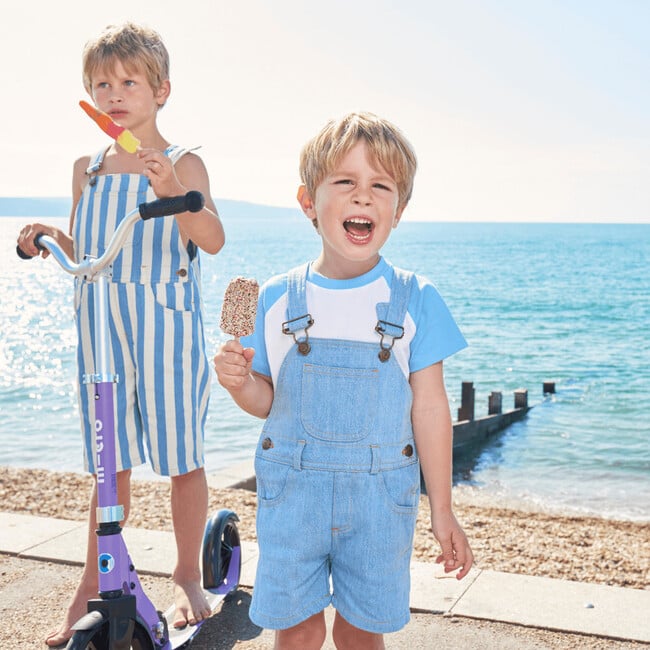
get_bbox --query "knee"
[171,467,206,489]
[332,612,384,650]
[275,612,326,650]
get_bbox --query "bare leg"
[332,611,385,650]
[170,467,211,628]
[45,470,131,647]
[275,611,327,650]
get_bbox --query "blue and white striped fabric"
[73,146,210,477]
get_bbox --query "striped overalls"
[72,146,210,477]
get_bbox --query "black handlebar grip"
[16,233,45,259]
[16,245,33,259]
[138,191,205,220]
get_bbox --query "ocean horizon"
[1,203,649,522]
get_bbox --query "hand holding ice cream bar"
[79,100,141,153]
[220,277,259,338]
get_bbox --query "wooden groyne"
[452,381,552,458]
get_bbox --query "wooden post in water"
[514,389,528,409]
[458,382,475,421]
[543,381,556,394]
[488,391,502,415]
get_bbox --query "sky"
[0,1,648,223]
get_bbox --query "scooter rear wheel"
[65,619,154,650]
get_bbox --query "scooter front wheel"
[65,618,154,650]
[202,509,241,593]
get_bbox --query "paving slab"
[409,560,480,613]
[0,511,259,584]
[452,569,650,643]
[0,512,84,555]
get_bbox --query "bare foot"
[45,581,98,647]
[172,579,211,629]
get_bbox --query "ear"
[297,185,316,219]
[392,204,406,228]
[156,79,171,107]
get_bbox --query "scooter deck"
[163,589,227,648]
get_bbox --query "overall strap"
[375,267,415,361]
[85,148,109,186]
[165,144,201,165]
[282,263,313,355]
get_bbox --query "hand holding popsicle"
[79,100,141,153]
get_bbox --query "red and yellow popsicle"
[79,100,140,153]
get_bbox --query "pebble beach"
[1,466,648,591]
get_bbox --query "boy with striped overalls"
[214,112,474,649]
[17,23,224,647]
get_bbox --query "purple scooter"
[18,192,241,649]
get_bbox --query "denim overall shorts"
[250,264,421,633]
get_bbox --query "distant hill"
[0,197,302,221]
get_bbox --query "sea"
[1,208,649,522]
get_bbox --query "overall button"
[176,268,188,277]
[402,444,413,457]
[261,437,274,450]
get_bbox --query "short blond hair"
[82,22,169,96]
[299,112,417,209]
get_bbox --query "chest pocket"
[300,362,378,442]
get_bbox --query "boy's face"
[298,140,404,279]
[89,59,169,131]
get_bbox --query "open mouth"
[343,218,373,241]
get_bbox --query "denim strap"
[375,267,414,337]
[285,263,310,330]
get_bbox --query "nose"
[352,184,372,206]
[108,90,123,103]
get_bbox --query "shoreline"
[2,466,648,591]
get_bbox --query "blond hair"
[82,22,169,98]
[299,112,417,209]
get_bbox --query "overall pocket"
[300,363,378,442]
[254,456,292,505]
[379,461,421,514]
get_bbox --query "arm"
[213,339,274,418]
[410,361,474,579]
[138,148,225,254]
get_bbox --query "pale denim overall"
[250,264,421,633]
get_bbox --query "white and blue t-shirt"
[241,257,467,385]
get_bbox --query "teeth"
[346,218,371,224]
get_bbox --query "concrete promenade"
[1,462,648,647]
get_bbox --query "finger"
[436,536,456,570]
[455,547,474,580]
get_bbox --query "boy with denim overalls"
[214,112,474,649]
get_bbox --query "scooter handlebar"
[17,192,205,260]
[138,190,205,220]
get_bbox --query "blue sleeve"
[239,273,287,377]
[408,278,467,373]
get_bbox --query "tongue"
[345,222,371,236]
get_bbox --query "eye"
[95,82,109,89]
[334,179,353,185]
[124,80,136,87]
[373,183,392,191]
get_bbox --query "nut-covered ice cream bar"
[220,277,259,337]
